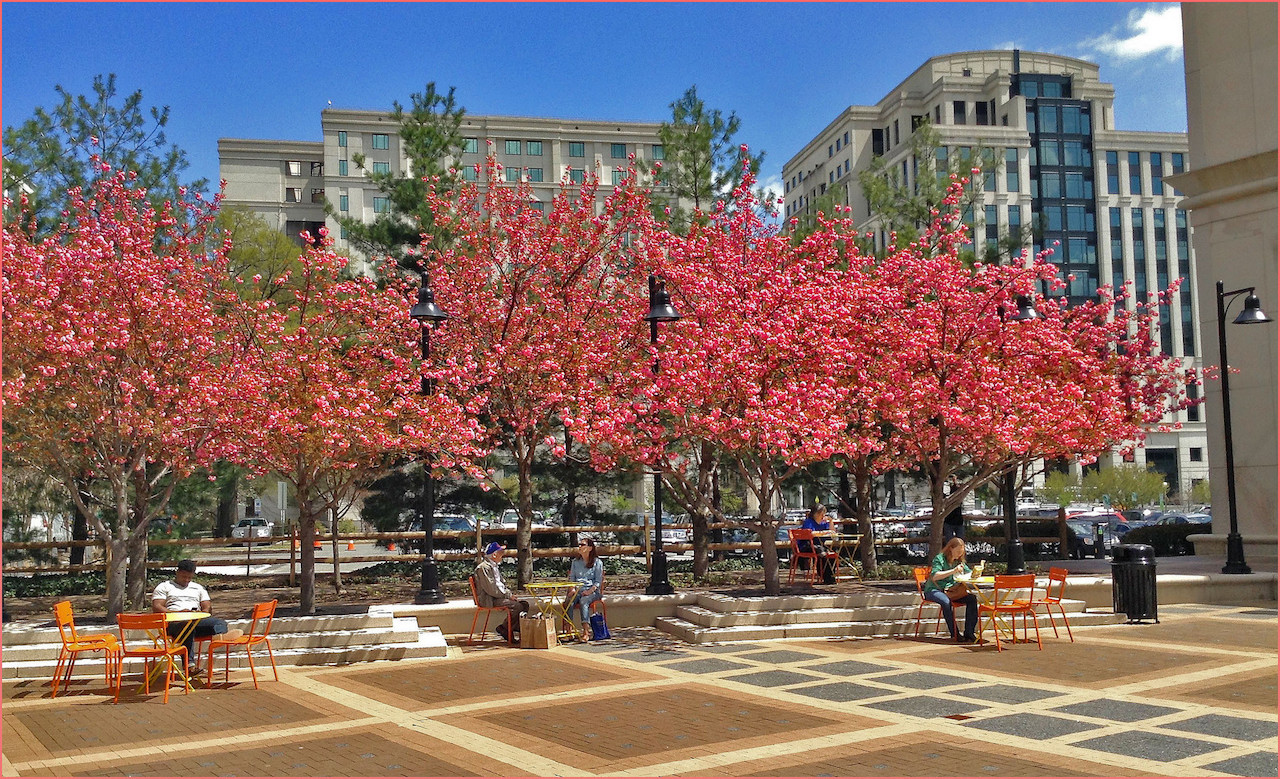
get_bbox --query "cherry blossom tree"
[420,153,664,585]
[574,164,892,595]
[228,232,486,614]
[2,170,237,615]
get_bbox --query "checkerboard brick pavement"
[3,603,1274,777]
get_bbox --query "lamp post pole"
[1215,281,1272,575]
[644,274,679,596]
[411,272,449,604]
[999,295,1037,575]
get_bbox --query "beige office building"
[783,50,1208,500]
[219,110,669,260]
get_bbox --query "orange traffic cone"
[346,541,355,551]
[313,539,322,549]
[293,539,300,550]
[387,542,397,551]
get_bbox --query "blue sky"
[3,2,1188,200]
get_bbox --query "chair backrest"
[247,600,278,638]
[53,601,77,644]
[1044,567,1069,601]
[913,566,931,596]
[789,527,813,553]
[117,612,172,651]
[468,575,482,607]
[993,574,1036,604]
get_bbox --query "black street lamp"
[644,274,680,596]
[1000,294,1038,575]
[1215,281,1271,575]
[410,272,449,604]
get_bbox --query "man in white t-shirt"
[152,559,240,677]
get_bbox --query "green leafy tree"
[1080,465,1167,510]
[857,119,1030,261]
[646,85,766,232]
[216,206,306,303]
[332,83,466,268]
[3,73,207,235]
[1039,470,1080,508]
[1188,478,1212,506]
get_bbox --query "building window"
[505,140,521,155]
[1106,151,1120,194]
[372,161,390,175]
[1187,382,1200,420]
[1038,105,1059,133]
[371,134,389,150]
[612,169,626,186]
[1150,152,1164,195]
[652,144,664,160]
[828,144,834,158]
[311,162,323,177]
[337,131,347,148]
[871,129,884,157]
[505,167,521,183]
[843,131,850,146]
[310,188,325,204]
[340,226,349,240]
[339,194,349,211]
[527,168,544,183]
[463,138,478,154]
[528,201,544,213]
[285,187,301,202]
[611,143,626,159]
[526,140,543,156]
[829,171,835,184]
[893,119,900,145]
[952,100,966,124]
[373,197,389,213]
[1189,447,1203,462]
[338,159,348,176]
[287,161,302,177]
[570,169,585,185]
[975,100,989,126]
[1128,152,1142,195]
[1005,148,1019,192]
[569,142,585,158]
[462,166,477,182]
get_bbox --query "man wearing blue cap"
[473,541,530,643]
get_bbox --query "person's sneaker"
[961,634,978,644]
[221,629,244,642]
[495,623,510,642]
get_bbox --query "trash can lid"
[1111,543,1156,564]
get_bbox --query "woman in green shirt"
[924,537,978,642]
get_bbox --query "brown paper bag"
[519,616,558,649]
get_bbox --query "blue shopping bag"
[589,612,611,641]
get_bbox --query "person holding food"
[924,537,978,643]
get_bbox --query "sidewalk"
[3,603,1275,777]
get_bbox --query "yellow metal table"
[524,581,583,639]
[132,611,208,691]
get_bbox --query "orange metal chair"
[115,612,189,703]
[51,601,119,697]
[909,566,967,638]
[467,575,513,645]
[977,574,1042,652]
[787,528,838,585]
[205,600,279,689]
[1026,567,1074,641]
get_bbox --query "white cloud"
[1080,5,1183,61]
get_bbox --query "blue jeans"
[569,590,601,623]
[924,588,977,639]
[943,523,965,541]
[167,616,227,664]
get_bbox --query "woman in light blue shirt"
[567,536,604,639]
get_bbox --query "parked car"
[1155,512,1212,526]
[1064,512,1126,558]
[231,517,274,544]
[405,513,476,551]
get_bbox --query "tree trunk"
[516,455,534,588]
[125,530,150,611]
[104,538,129,618]
[564,426,578,548]
[853,460,878,574]
[70,496,90,566]
[758,515,781,596]
[928,471,947,556]
[691,510,709,580]
[297,498,319,614]
[215,470,239,538]
[884,470,897,509]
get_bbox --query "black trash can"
[1111,543,1159,623]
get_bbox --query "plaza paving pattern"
[2,604,1275,777]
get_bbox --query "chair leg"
[246,645,259,690]
[467,610,484,646]
[1056,604,1074,641]
[51,652,68,698]
[264,638,279,681]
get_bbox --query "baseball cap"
[484,541,506,556]
[177,559,197,573]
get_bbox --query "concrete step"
[655,610,1125,644]
[2,616,447,680]
[0,612,397,647]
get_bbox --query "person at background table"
[924,538,978,643]
[564,536,605,639]
[473,541,529,643]
[943,503,966,541]
[152,559,240,677]
[799,505,837,584]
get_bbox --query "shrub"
[1120,524,1210,556]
